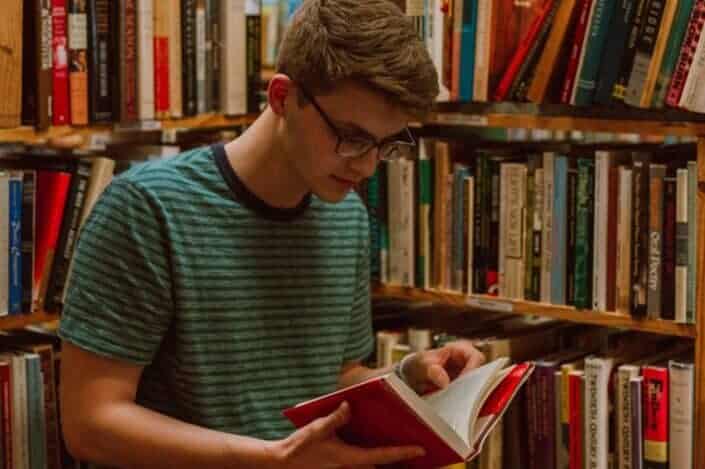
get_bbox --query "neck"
[224,108,309,209]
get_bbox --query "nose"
[346,147,380,180]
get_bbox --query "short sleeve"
[343,203,374,363]
[58,179,174,366]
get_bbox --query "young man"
[59,1,485,467]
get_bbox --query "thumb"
[307,401,351,441]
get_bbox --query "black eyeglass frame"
[298,86,417,161]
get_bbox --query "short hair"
[276,0,440,118]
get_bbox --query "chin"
[312,187,352,204]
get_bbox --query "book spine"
[168,0,183,118]
[623,0,667,106]
[678,16,705,110]
[584,357,613,469]
[137,0,154,120]
[488,159,501,294]
[8,175,23,315]
[593,153,608,310]
[568,371,584,469]
[593,0,635,104]
[651,0,695,107]
[182,0,197,116]
[647,164,665,319]
[20,172,35,315]
[616,366,640,469]
[668,361,694,469]
[574,158,594,309]
[664,0,705,107]
[369,170,381,283]
[23,0,39,127]
[465,177,474,294]
[52,0,70,125]
[642,366,669,469]
[631,376,644,469]
[118,0,138,122]
[631,155,649,317]
[154,0,170,118]
[473,155,487,293]
[210,0,220,112]
[0,173,9,316]
[541,152,555,303]
[0,362,12,469]
[611,0,650,101]
[616,166,633,314]
[573,0,617,105]
[551,156,568,305]
[87,0,113,123]
[453,166,468,292]
[639,0,679,107]
[566,163,578,305]
[39,0,54,129]
[531,167,544,301]
[417,142,432,289]
[686,161,696,323]
[675,168,688,322]
[459,0,477,101]
[68,0,88,125]
[246,1,262,113]
[473,0,491,101]
[524,159,536,300]
[195,0,206,113]
[661,175,676,320]
[379,161,389,284]
[560,0,593,103]
[220,0,246,115]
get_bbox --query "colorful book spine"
[459,0,477,101]
[68,0,89,125]
[593,0,636,104]
[675,168,688,323]
[560,0,594,103]
[574,158,594,309]
[647,164,665,319]
[52,0,70,125]
[87,0,113,123]
[643,366,669,469]
[664,0,705,107]
[8,175,23,315]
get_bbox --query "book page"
[423,358,509,445]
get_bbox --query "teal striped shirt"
[59,144,373,440]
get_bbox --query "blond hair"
[276,0,439,117]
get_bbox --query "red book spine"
[643,366,669,469]
[568,373,583,469]
[52,0,70,125]
[493,0,554,101]
[0,362,12,469]
[560,0,593,104]
[665,0,705,107]
[154,37,170,115]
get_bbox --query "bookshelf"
[0,312,58,330]
[370,105,705,469]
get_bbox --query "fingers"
[427,363,451,389]
[460,346,486,374]
[304,401,351,442]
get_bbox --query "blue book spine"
[551,156,568,305]
[8,177,22,315]
[459,0,478,101]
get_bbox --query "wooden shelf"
[0,113,259,148]
[373,285,698,338]
[0,312,58,330]
[428,101,705,137]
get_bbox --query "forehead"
[314,82,410,138]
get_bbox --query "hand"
[402,340,486,394]
[267,402,425,469]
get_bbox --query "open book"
[283,357,534,468]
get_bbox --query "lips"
[331,175,358,186]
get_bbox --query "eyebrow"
[335,121,408,143]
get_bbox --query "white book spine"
[401,160,416,287]
[429,0,450,101]
[137,0,155,120]
[680,24,705,110]
[616,365,640,469]
[196,1,207,114]
[541,153,555,303]
[503,163,527,299]
[220,0,247,115]
[0,173,9,316]
[584,356,614,469]
[12,355,29,469]
[593,152,609,311]
[669,361,694,469]
[675,168,688,323]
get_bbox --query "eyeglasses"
[298,86,416,161]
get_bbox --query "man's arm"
[60,342,276,469]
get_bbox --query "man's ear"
[267,74,294,116]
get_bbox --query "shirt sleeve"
[58,179,174,366]
[343,202,374,363]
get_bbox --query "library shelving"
[372,102,705,469]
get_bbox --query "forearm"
[66,401,277,469]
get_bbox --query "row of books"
[410,0,705,113]
[15,0,263,130]
[363,139,699,323]
[0,327,70,469]
[374,306,695,469]
[0,150,115,316]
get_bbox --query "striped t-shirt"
[59,144,373,440]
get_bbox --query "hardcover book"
[284,358,534,469]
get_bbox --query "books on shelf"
[284,357,535,468]
[366,137,699,324]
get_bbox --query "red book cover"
[559,0,593,104]
[493,0,555,101]
[52,0,70,126]
[665,0,705,108]
[34,171,72,311]
[643,366,669,469]
[284,360,533,469]
[154,37,170,116]
[568,371,583,469]
[0,361,12,469]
